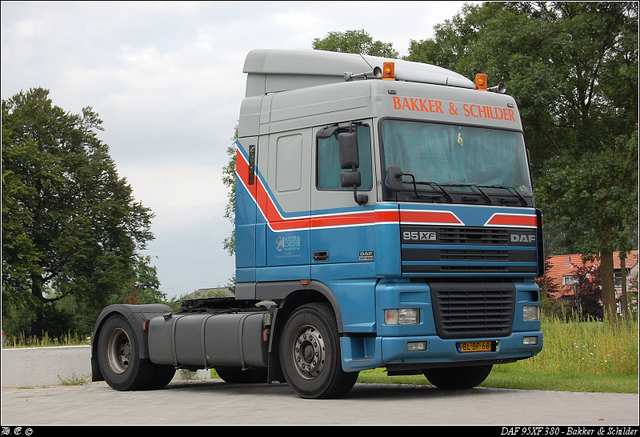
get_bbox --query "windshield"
[381,119,533,198]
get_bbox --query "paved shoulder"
[2,381,638,426]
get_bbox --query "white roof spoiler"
[243,49,475,96]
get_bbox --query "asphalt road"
[2,380,638,426]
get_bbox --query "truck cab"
[92,49,543,399]
[234,49,543,390]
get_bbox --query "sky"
[2,1,472,299]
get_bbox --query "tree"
[312,29,399,58]
[538,130,638,318]
[114,254,166,305]
[406,2,638,320]
[221,126,238,256]
[571,261,604,321]
[2,88,155,335]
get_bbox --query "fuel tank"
[148,312,268,369]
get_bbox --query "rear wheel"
[146,363,176,389]
[423,364,493,390]
[98,314,174,390]
[279,303,358,399]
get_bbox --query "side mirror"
[338,131,359,169]
[386,165,404,191]
[337,129,367,205]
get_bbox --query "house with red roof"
[544,250,638,313]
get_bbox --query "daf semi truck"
[91,49,544,399]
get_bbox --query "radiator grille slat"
[430,283,515,339]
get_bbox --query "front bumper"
[340,330,543,372]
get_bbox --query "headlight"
[523,306,540,322]
[385,308,420,325]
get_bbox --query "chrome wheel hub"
[106,328,131,374]
[293,326,326,379]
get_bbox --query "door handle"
[313,251,330,262]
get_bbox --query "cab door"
[310,122,377,275]
[259,130,311,282]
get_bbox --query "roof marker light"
[382,62,395,80]
[475,73,488,91]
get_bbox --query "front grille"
[400,225,538,274]
[430,282,515,339]
[439,227,509,245]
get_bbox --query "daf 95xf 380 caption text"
[91,49,545,399]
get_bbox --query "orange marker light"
[475,73,488,91]
[382,62,395,80]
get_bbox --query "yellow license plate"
[459,341,493,353]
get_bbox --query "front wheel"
[279,303,358,399]
[423,364,493,390]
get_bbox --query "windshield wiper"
[401,173,453,202]
[442,183,493,205]
[435,183,529,206]
[487,185,528,206]
[389,168,528,206]
[414,181,454,203]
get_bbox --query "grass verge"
[482,368,638,393]
[355,367,638,394]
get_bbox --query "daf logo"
[511,233,536,243]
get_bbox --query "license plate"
[459,341,494,353]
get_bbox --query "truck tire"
[423,364,493,390]
[146,363,176,390]
[97,314,174,391]
[279,302,358,399]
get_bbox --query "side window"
[317,126,372,190]
[276,134,303,192]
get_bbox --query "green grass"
[513,315,638,376]
[482,368,638,393]
[354,366,638,394]
[2,331,90,348]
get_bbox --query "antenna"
[359,53,375,70]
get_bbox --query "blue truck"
[91,49,544,399]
